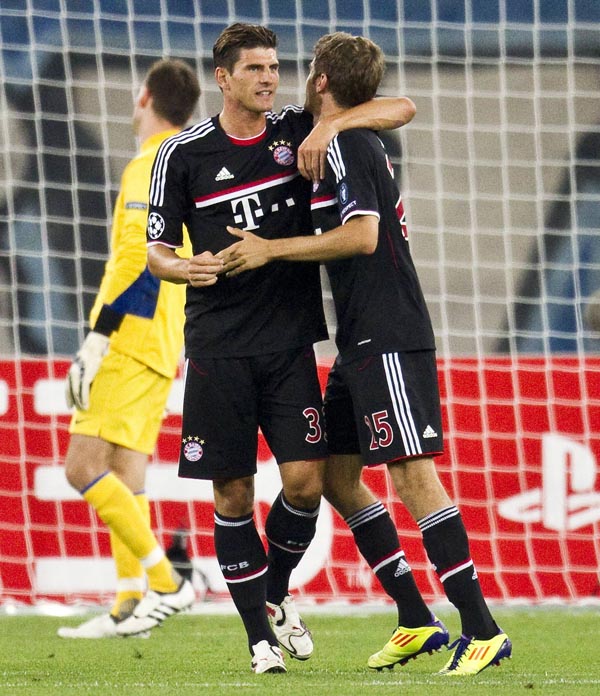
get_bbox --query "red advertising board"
[1,357,599,605]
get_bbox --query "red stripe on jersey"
[194,170,298,207]
[310,195,337,210]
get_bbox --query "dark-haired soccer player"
[220,32,512,677]
[59,59,200,639]
[115,23,415,674]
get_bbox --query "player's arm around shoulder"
[298,97,416,181]
[148,243,223,287]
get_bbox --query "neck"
[137,116,176,144]
[314,94,345,124]
[219,106,267,139]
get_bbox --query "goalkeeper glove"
[65,331,110,410]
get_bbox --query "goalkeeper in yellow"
[58,59,201,638]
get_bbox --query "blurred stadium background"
[0,1,599,608]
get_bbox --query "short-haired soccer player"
[58,59,200,639]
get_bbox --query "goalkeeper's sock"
[419,506,497,640]
[109,492,150,619]
[82,472,178,595]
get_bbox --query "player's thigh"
[339,350,444,466]
[69,350,170,455]
[323,358,360,456]
[178,357,259,480]
[257,346,328,465]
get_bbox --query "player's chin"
[255,94,275,111]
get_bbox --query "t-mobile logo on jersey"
[231,194,264,230]
[498,433,600,531]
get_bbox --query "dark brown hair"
[213,23,278,73]
[145,59,200,127]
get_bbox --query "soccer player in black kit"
[221,32,512,677]
[120,23,416,674]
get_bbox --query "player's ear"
[315,73,328,93]
[215,66,229,91]
[137,84,151,109]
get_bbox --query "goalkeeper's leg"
[107,491,151,621]
[65,437,192,616]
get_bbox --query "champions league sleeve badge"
[147,211,166,239]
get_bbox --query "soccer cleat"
[57,613,149,639]
[367,617,450,670]
[439,630,512,676]
[251,640,287,674]
[266,594,313,660]
[115,578,195,636]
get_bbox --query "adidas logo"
[215,166,234,181]
[422,424,438,438]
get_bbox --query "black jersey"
[146,106,327,358]
[311,129,435,362]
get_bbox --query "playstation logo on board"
[498,433,600,531]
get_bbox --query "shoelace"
[444,635,471,670]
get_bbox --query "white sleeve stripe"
[326,135,346,182]
[146,240,183,249]
[150,119,214,207]
[342,209,380,223]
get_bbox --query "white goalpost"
[0,1,599,608]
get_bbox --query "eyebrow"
[245,61,279,69]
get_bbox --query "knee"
[283,475,323,510]
[213,477,255,517]
[63,455,94,492]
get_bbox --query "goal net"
[1,1,599,608]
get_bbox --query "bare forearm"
[268,230,362,262]
[147,245,189,283]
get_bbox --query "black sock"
[214,511,276,650]
[419,506,497,639]
[265,491,319,605]
[346,501,431,628]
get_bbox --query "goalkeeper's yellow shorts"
[69,349,172,455]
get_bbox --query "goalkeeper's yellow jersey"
[89,129,190,379]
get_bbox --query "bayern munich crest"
[182,436,204,462]
[271,140,295,166]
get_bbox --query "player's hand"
[218,227,272,277]
[65,331,110,410]
[297,119,337,183]
[186,251,223,287]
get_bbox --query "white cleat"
[116,579,195,636]
[266,594,313,660]
[251,639,287,674]
[57,613,149,639]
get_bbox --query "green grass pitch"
[1,606,598,695]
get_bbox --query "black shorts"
[179,346,327,480]
[323,350,444,466]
